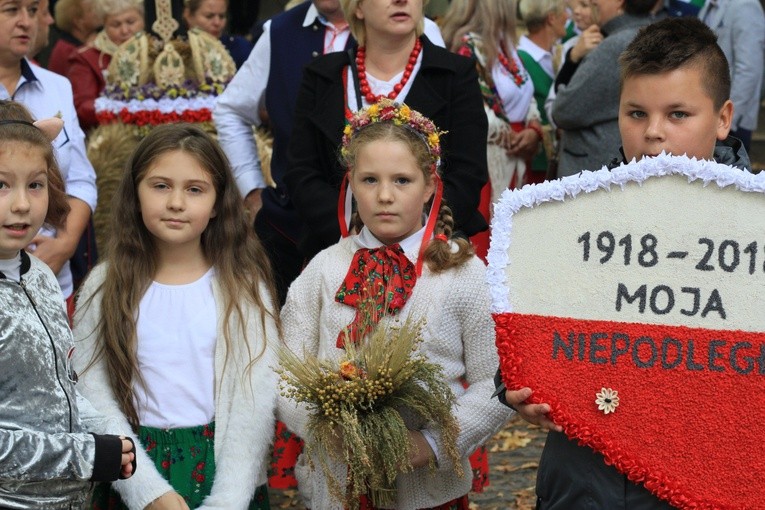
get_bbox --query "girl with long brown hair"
[73,124,280,510]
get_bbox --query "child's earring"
[33,117,64,142]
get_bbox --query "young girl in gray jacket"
[0,100,134,509]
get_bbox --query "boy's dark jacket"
[611,136,751,171]
[709,136,751,170]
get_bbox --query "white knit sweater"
[278,235,514,510]
[72,264,280,510]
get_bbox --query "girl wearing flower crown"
[72,124,280,510]
[278,100,513,510]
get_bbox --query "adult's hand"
[497,126,515,150]
[27,235,74,274]
[243,188,263,221]
[28,197,90,275]
[570,24,603,63]
[507,129,540,159]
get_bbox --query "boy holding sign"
[499,16,751,510]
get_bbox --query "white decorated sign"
[489,155,765,509]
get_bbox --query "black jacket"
[609,136,752,171]
[285,36,489,260]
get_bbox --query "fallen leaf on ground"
[490,429,532,452]
[494,461,539,473]
[514,486,537,510]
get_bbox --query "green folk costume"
[517,50,554,174]
[91,423,269,510]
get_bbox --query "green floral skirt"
[91,422,269,509]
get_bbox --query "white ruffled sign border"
[486,154,765,314]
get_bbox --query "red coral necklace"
[497,42,526,86]
[355,38,422,104]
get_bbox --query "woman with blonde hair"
[66,0,144,131]
[284,0,489,264]
[448,0,542,225]
[439,0,478,50]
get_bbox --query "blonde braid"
[423,199,473,272]
[350,211,364,235]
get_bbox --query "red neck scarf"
[335,243,416,347]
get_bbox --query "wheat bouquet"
[278,316,461,509]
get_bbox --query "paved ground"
[467,419,545,510]
[267,417,547,510]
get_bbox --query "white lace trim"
[486,153,765,313]
[94,95,218,114]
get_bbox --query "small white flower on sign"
[595,387,620,414]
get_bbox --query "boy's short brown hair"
[619,17,730,110]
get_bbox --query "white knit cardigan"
[72,264,279,510]
[278,236,514,510]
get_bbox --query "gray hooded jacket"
[552,13,653,177]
